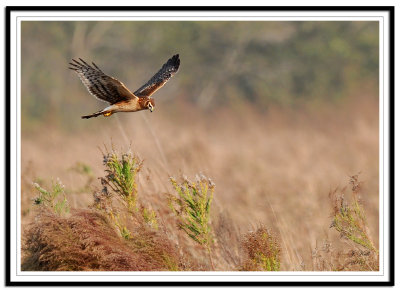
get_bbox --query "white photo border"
[6,6,394,286]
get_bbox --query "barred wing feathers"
[134,54,180,98]
[69,58,137,104]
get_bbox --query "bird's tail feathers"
[82,110,106,119]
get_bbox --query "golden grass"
[21,95,379,271]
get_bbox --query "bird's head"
[146,98,155,112]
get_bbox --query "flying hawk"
[69,54,180,119]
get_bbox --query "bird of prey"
[69,54,180,119]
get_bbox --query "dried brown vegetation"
[240,226,281,271]
[22,209,188,271]
[21,95,379,271]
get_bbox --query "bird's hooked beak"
[148,102,154,113]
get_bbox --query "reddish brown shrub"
[240,226,281,271]
[22,208,188,271]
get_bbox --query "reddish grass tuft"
[22,208,189,271]
[240,226,281,271]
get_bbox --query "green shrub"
[96,146,162,239]
[142,206,158,230]
[169,175,215,269]
[328,174,378,270]
[33,178,69,216]
[101,148,142,212]
[329,174,377,254]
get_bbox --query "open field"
[21,94,379,271]
[19,20,379,272]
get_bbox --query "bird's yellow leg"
[103,111,112,117]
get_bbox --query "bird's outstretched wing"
[134,54,180,98]
[69,58,137,104]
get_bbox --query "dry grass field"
[21,92,379,271]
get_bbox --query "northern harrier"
[69,54,180,119]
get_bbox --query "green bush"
[33,178,69,216]
[169,175,215,269]
[101,148,142,212]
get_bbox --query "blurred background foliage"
[21,21,378,130]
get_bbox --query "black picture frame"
[5,6,395,287]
